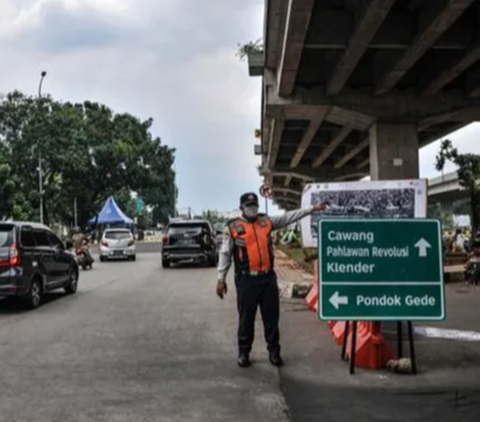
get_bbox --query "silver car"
[99,229,136,262]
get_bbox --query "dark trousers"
[234,271,280,355]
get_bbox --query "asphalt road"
[0,253,289,422]
[0,252,479,422]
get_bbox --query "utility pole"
[74,197,78,227]
[38,71,47,224]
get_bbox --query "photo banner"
[300,179,428,248]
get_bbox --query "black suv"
[161,220,220,268]
[0,222,79,309]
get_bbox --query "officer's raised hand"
[216,280,228,299]
[311,201,329,212]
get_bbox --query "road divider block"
[345,322,394,369]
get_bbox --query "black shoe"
[237,353,250,368]
[269,353,284,367]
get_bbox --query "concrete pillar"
[369,123,419,180]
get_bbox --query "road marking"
[414,326,480,342]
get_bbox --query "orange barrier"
[306,259,394,370]
[305,282,318,312]
[344,322,394,369]
[305,260,319,312]
[331,321,352,345]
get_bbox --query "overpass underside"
[252,0,480,210]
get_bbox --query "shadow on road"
[0,292,67,314]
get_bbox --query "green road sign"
[318,219,445,321]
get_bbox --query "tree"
[236,39,263,61]
[0,91,176,228]
[435,139,480,232]
[427,202,454,229]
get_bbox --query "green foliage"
[202,210,226,225]
[436,139,480,231]
[0,91,176,227]
[427,202,454,229]
[236,38,263,61]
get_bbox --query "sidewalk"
[275,249,313,299]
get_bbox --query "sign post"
[318,218,445,321]
[259,183,273,215]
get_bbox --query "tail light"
[0,244,21,267]
[101,240,109,247]
[128,240,134,247]
[162,234,169,244]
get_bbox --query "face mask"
[243,205,259,220]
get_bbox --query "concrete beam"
[375,0,474,95]
[266,118,285,168]
[290,107,330,168]
[326,0,395,95]
[420,122,469,147]
[274,196,300,205]
[312,127,353,168]
[272,187,302,196]
[419,106,480,130]
[334,172,369,181]
[424,41,480,94]
[260,163,360,181]
[334,137,369,169]
[265,0,288,69]
[277,0,315,96]
[266,86,471,119]
[305,7,471,51]
[356,157,370,169]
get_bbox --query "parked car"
[0,221,79,309]
[99,228,136,262]
[161,220,219,268]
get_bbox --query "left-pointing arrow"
[329,291,349,310]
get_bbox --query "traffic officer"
[216,192,327,368]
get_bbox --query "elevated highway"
[270,170,468,209]
[249,0,480,210]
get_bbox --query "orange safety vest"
[228,215,274,275]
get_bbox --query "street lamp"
[38,71,47,224]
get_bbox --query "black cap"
[240,192,259,206]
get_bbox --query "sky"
[0,0,479,216]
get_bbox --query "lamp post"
[38,71,47,224]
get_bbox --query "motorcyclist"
[465,238,480,285]
[72,227,94,263]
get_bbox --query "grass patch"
[276,244,316,274]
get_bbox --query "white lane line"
[414,326,480,342]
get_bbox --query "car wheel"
[100,256,106,262]
[131,255,136,262]
[65,269,79,294]
[162,258,170,268]
[25,277,42,310]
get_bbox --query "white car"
[99,229,136,262]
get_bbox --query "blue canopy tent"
[88,196,133,226]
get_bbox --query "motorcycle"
[464,254,480,285]
[75,246,94,270]
[75,238,94,270]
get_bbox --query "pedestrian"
[216,192,327,368]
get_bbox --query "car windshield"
[0,226,14,248]
[104,231,131,240]
[168,224,206,235]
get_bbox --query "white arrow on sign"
[329,291,348,310]
[414,238,431,257]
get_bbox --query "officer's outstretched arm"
[270,208,313,231]
[217,227,234,282]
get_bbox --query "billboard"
[300,179,428,248]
